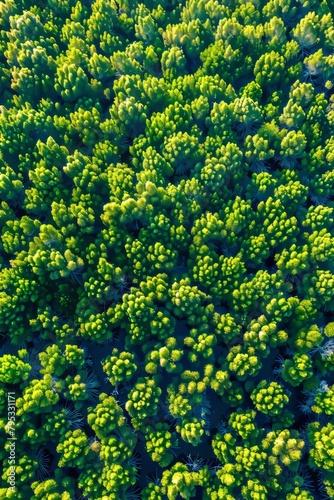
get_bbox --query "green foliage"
[87,393,126,439]
[39,345,66,377]
[145,422,178,467]
[176,417,206,446]
[125,377,162,429]
[101,421,137,459]
[227,345,262,381]
[262,429,305,472]
[312,383,334,414]
[228,408,259,441]
[145,337,183,374]
[0,0,333,497]
[281,353,313,386]
[56,429,89,468]
[31,474,74,500]
[100,462,137,495]
[325,322,334,337]
[102,348,137,385]
[16,375,59,417]
[160,462,204,499]
[308,422,334,471]
[250,381,290,416]
[241,479,268,500]
[0,352,31,384]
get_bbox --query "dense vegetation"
[0,0,333,498]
